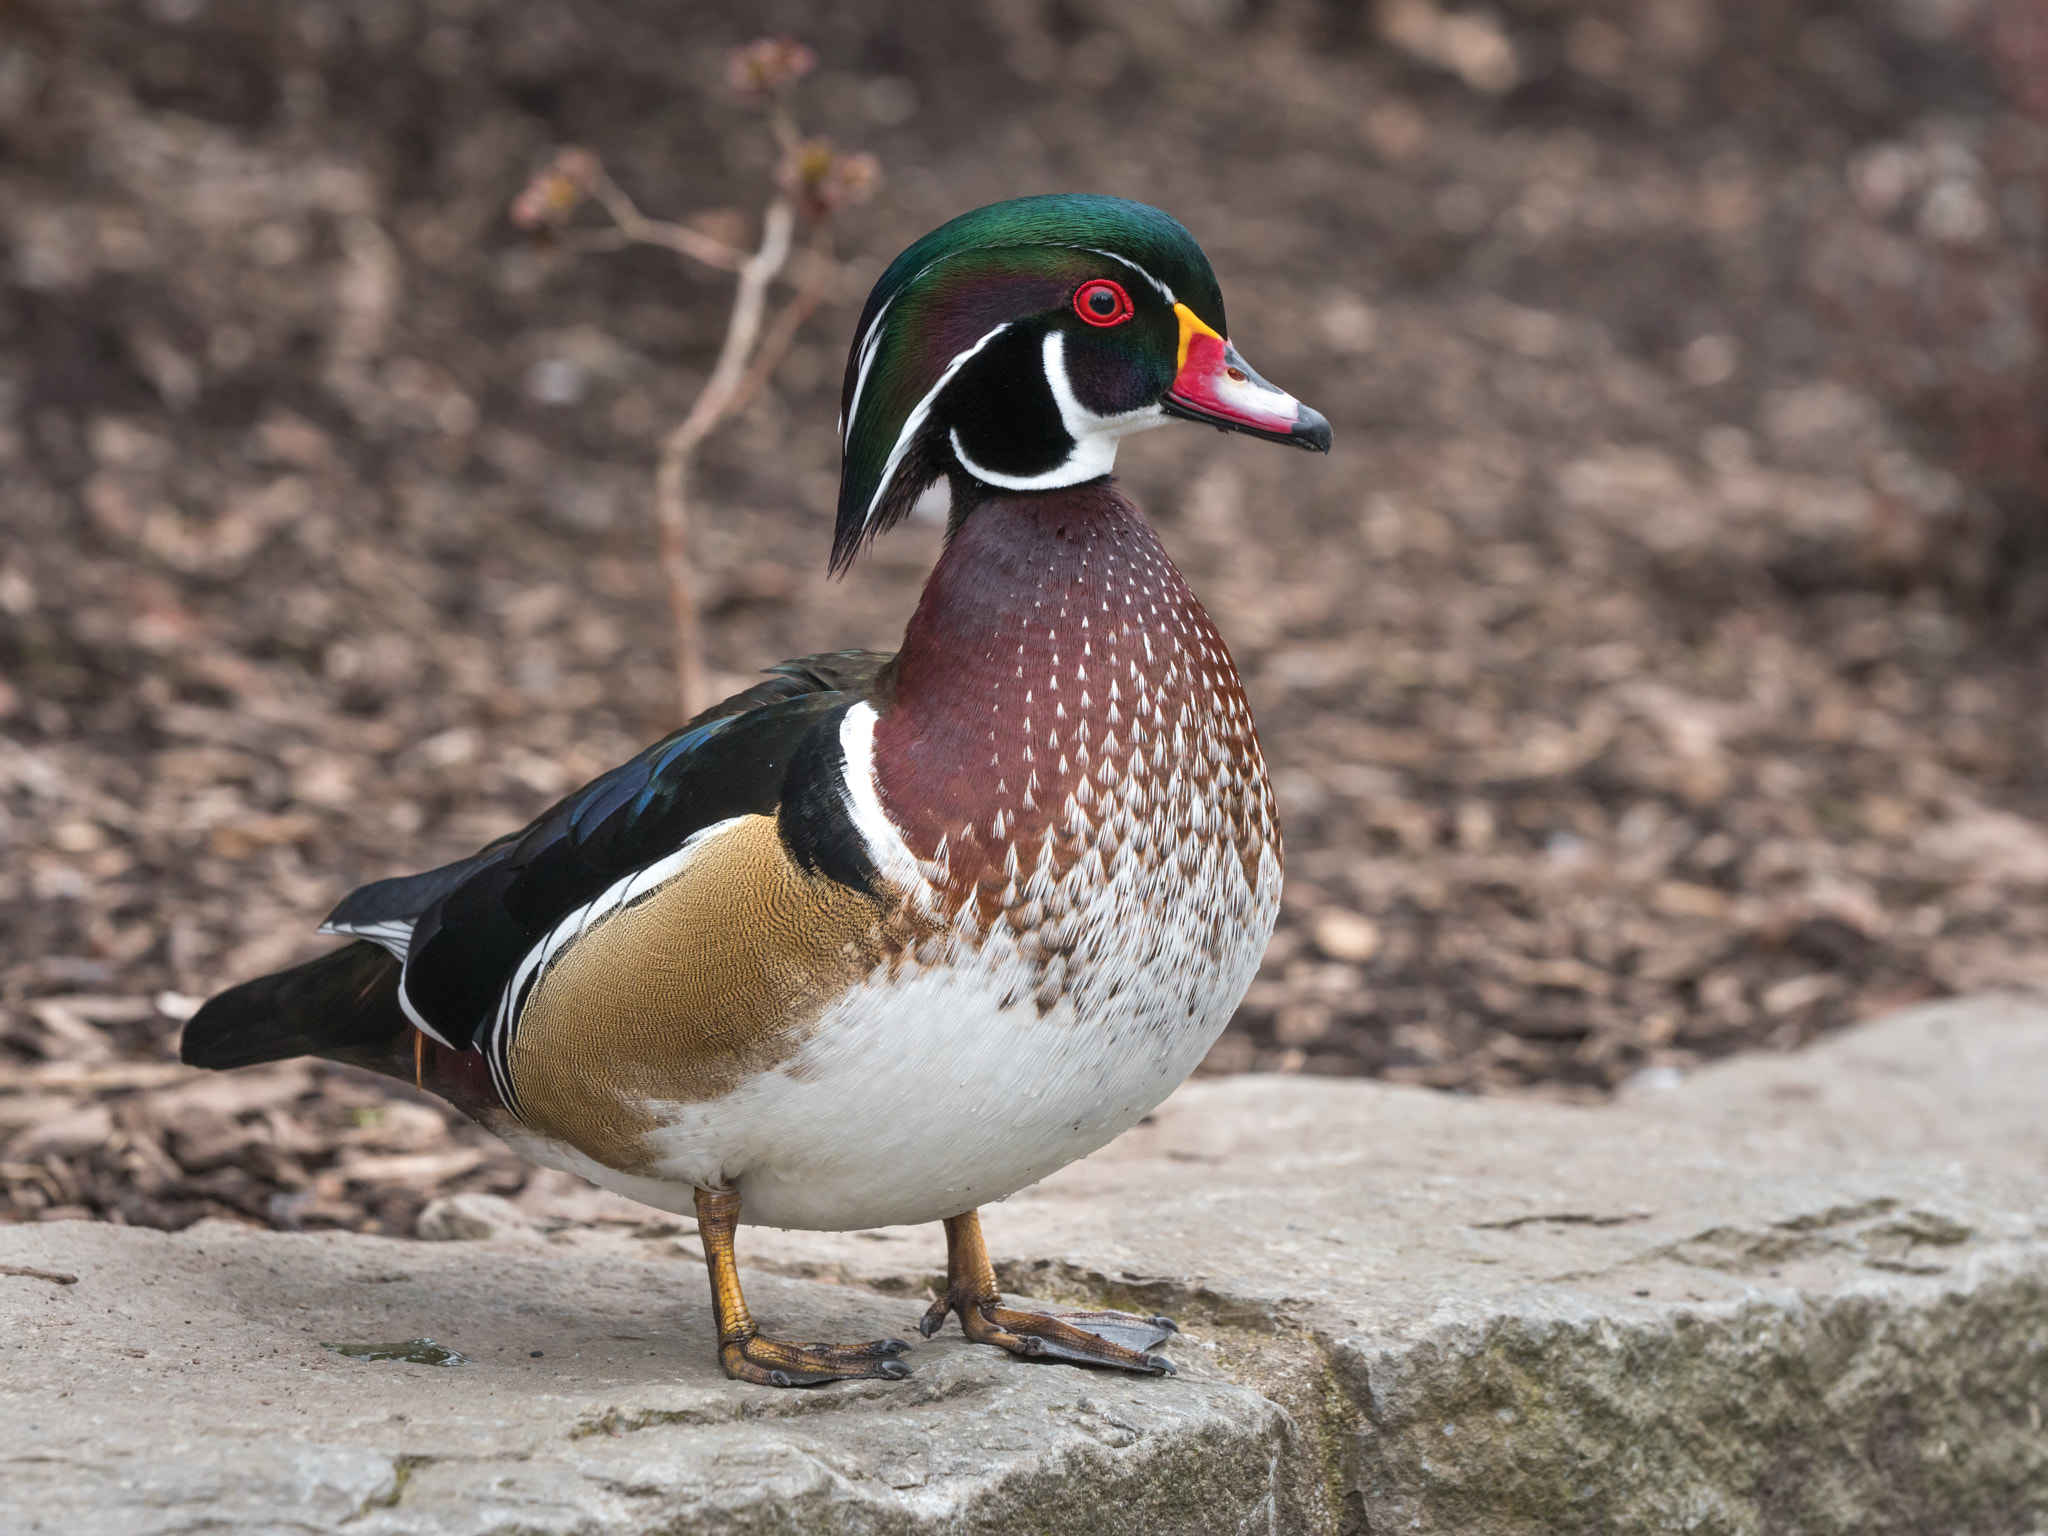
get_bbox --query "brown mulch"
[4,0,2046,1235]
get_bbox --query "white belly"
[512,836,1281,1231]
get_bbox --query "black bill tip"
[1289,403,1333,453]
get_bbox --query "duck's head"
[833,193,1331,570]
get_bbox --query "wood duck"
[183,194,1330,1387]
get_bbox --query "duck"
[181,193,1330,1387]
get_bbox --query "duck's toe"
[964,1303,1178,1374]
[720,1333,913,1387]
[923,1212,1180,1375]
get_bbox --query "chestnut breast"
[873,482,1280,946]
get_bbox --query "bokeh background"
[3,0,2046,1232]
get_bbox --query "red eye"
[1073,278,1133,327]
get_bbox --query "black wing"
[323,650,894,1050]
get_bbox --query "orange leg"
[919,1209,1177,1374]
[694,1186,911,1387]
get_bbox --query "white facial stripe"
[861,321,1014,536]
[850,245,1174,516]
[1077,246,1178,305]
[841,295,895,449]
[840,246,962,449]
[950,329,1166,492]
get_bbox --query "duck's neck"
[871,478,1272,916]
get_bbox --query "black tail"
[181,941,410,1072]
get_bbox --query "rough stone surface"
[415,1192,534,1243]
[5,997,2047,1534]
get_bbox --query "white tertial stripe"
[949,330,1168,492]
[329,818,752,1068]
[314,919,455,1049]
[395,964,454,1049]
[318,916,415,962]
[476,816,749,1107]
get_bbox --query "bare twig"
[512,38,876,724]
[584,170,748,272]
[655,199,796,719]
[728,226,835,422]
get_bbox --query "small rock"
[416,1193,531,1242]
[1311,908,1382,963]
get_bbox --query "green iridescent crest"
[832,195,1225,570]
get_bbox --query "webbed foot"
[720,1332,912,1388]
[694,1185,914,1388]
[923,1294,1176,1373]
[922,1210,1177,1375]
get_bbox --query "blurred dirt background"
[3,0,2047,1234]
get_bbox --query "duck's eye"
[1073,279,1133,328]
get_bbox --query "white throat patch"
[949,329,1167,491]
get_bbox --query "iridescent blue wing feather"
[322,650,894,1048]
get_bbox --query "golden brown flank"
[506,814,895,1173]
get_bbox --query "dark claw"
[1150,1316,1179,1334]
[769,1369,793,1388]
[1143,1354,1176,1376]
[880,1359,912,1380]
[879,1337,911,1356]
[918,1313,944,1339]
[1020,1336,1047,1356]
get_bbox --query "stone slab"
[0,1223,1291,1536]
[4,996,2046,1534]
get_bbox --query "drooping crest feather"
[832,194,1225,572]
